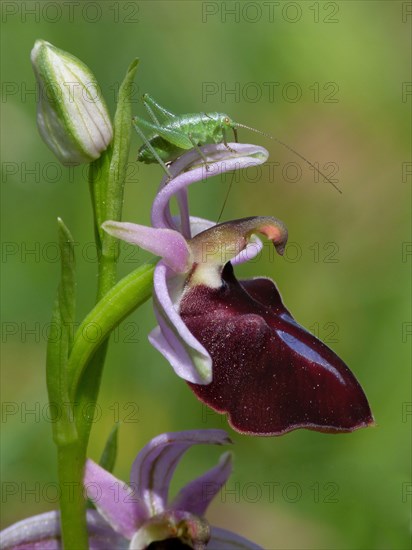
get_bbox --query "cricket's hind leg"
[133,116,173,178]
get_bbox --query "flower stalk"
[57,443,89,549]
[44,56,144,550]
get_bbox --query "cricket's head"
[217,114,273,143]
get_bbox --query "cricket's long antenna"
[235,123,342,194]
[216,172,234,224]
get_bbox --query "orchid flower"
[103,143,374,436]
[0,430,261,550]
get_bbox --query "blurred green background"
[1,1,410,549]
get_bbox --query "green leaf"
[108,57,140,224]
[105,58,139,250]
[68,259,156,402]
[46,218,78,445]
[99,424,119,473]
[57,218,76,351]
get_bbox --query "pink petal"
[151,144,269,232]
[149,261,212,384]
[0,511,61,550]
[0,510,128,550]
[102,221,190,273]
[84,459,147,539]
[129,430,231,517]
[171,452,232,516]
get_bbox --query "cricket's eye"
[224,117,230,125]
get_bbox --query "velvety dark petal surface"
[181,263,374,435]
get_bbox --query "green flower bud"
[31,39,113,166]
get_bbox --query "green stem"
[57,443,89,550]
[55,58,140,550]
[97,254,117,299]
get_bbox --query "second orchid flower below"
[1,430,261,549]
[103,144,374,436]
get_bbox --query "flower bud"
[31,39,113,165]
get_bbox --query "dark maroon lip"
[181,263,374,436]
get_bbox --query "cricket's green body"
[133,95,240,176]
[137,112,233,164]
